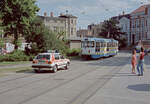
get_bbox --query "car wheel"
[65,63,69,70]
[34,69,40,73]
[52,65,57,73]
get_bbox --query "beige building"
[77,22,103,38]
[39,12,77,39]
[87,23,103,37]
[77,29,92,37]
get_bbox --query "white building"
[112,14,131,46]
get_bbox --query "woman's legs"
[137,62,141,75]
[132,65,136,73]
[140,62,144,76]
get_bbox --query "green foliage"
[99,18,125,40]
[0,0,39,49]
[24,17,47,55]
[0,38,4,48]
[0,50,29,62]
[66,48,81,56]
[45,31,69,55]
[99,18,127,48]
[24,17,69,56]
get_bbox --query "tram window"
[104,43,106,47]
[102,42,104,47]
[101,42,103,47]
[96,42,100,47]
[100,42,102,47]
[85,41,94,48]
[92,41,94,47]
[107,43,109,47]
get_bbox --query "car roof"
[38,53,60,55]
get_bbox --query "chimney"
[50,12,54,17]
[145,8,148,15]
[122,11,125,15]
[44,12,47,17]
[60,13,63,16]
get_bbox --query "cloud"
[130,0,150,4]
[37,0,150,28]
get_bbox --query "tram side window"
[107,43,109,47]
[96,42,99,52]
[85,41,94,48]
[82,42,86,48]
[102,43,104,47]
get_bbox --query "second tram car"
[81,37,118,59]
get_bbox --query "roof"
[59,14,77,18]
[38,16,66,21]
[111,14,130,20]
[131,4,150,14]
[82,37,118,42]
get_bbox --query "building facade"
[130,4,150,45]
[39,12,77,39]
[77,29,92,37]
[87,23,103,37]
[77,22,103,38]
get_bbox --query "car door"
[54,53,61,68]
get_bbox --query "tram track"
[0,55,121,94]
[0,53,129,104]
[19,57,128,104]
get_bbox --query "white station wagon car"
[32,52,70,73]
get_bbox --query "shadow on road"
[128,84,150,91]
[16,68,65,74]
[86,56,129,66]
[115,73,137,77]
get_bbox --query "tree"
[0,0,39,49]
[0,21,4,48]
[24,17,69,55]
[99,19,125,40]
[24,17,48,55]
[99,18,126,47]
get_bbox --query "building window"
[145,19,147,27]
[146,32,147,39]
[71,20,73,24]
[74,20,76,24]
[71,28,73,35]
[54,26,57,32]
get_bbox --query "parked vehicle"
[81,37,118,59]
[32,51,70,73]
[135,40,150,53]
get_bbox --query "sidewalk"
[85,60,150,104]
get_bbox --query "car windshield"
[36,54,50,60]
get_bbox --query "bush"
[0,50,30,62]
[66,48,81,56]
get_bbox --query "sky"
[36,0,150,30]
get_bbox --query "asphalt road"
[0,51,150,104]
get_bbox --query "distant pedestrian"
[131,49,137,74]
[137,47,145,76]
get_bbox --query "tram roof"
[82,37,118,42]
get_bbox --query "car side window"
[54,54,60,60]
[60,55,64,59]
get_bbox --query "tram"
[81,37,118,59]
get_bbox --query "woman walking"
[131,49,137,74]
[137,47,145,76]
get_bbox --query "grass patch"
[0,61,31,65]
[69,56,81,60]
[0,67,33,77]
